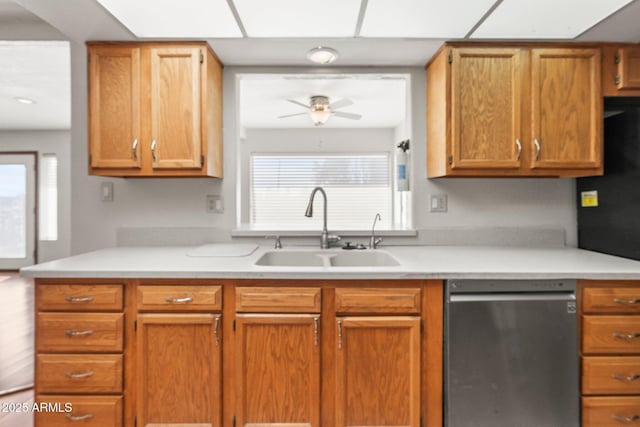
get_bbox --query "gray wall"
[0,130,71,261]
[67,45,577,254]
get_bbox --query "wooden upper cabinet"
[450,48,523,170]
[88,46,141,169]
[530,48,602,170]
[150,47,202,169]
[87,42,223,177]
[602,44,640,96]
[427,43,603,178]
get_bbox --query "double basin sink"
[255,249,401,267]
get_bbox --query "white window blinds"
[250,154,392,230]
[39,153,58,241]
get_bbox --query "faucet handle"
[370,237,383,249]
[327,234,341,246]
[265,235,282,249]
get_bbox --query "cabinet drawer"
[37,313,124,353]
[583,396,640,427]
[34,395,122,427]
[37,284,123,312]
[137,285,221,311]
[584,287,640,314]
[37,354,123,394]
[583,316,640,354]
[583,357,640,394]
[236,287,321,313]
[335,288,421,314]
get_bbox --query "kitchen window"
[250,154,392,230]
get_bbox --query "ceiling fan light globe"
[310,109,332,125]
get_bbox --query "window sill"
[231,226,417,238]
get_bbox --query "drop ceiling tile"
[360,0,498,38]
[471,0,635,39]
[233,0,361,37]
[95,0,242,37]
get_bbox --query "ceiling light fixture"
[310,109,332,126]
[15,97,35,105]
[307,46,339,65]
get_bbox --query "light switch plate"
[429,194,447,212]
[206,195,223,213]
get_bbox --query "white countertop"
[19,244,640,280]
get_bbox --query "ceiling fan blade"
[333,111,362,120]
[277,112,308,119]
[328,98,353,110]
[287,99,310,109]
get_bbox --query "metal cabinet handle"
[132,138,139,160]
[313,317,320,346]
[151,139,157,162]
[613,332,640,340]
[612,414,640,424]
[515,139,522,161]
[614,298,640,305]
[66,413,94,422]
[165,296,193,303]
[214,316,220,347]
[64,296,94,303]
[534,138,541,161]
[65,371,94,379]
[613,373,640,383]
[65,329,94,337]
[337,320,343,350]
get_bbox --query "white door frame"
[0,153,36,269]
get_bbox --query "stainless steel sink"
[254,249,401,267]
[329,251,400,267]
[254,251,326,267]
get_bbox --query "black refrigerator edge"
[577,97,640,261]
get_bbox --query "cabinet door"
[530,48,602,169]
[137,313,221,427]
[617,47,640,90]
[450,48,523,170]
[336,316,420,427]
[149,47,203,169]
[88,46,141,169]
[236,314,321,427]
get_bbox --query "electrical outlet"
[206,195,223,213]
[101,182,114,202]
[429,194,447,212]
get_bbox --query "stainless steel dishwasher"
[445,280,579,427]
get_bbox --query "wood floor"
[0,272,34,427]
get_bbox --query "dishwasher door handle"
[450,292,576,303]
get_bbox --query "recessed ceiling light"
[307,47,339,65]
[15,97,35,105]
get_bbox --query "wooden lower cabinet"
[335,316,421,427]
[33,279,442,427]
[136,313,221,427]
[235,314,321,427]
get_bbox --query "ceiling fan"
[277,95,363,126]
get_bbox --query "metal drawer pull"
[165,296,193,303]
[132,138,139,160]
[151,139,157,162]
[65,371,94,379]
[337,320,343,350]
[515,139,522,161]
[313,317,320,346]
[64,296,94,303]
[613,373,640,383]
[614,298,640,305]
[613,332,640,340]
[66,413,94,422]
[214,316,220,347]
[612,414,640,423]
[64,329,94,337]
